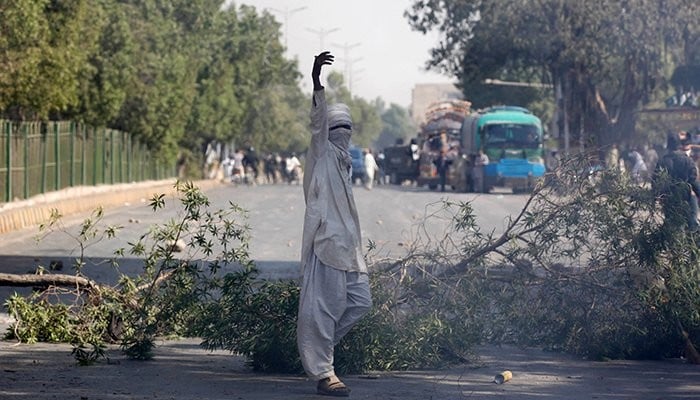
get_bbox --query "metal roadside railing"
[0,120,175,203]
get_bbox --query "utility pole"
[269,6,307,49]
[347,59,363,95]
[554,77,569,155]
[306,26,340,52]
[332,42,361,93]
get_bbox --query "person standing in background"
[653,132,700,231]
[243,146,259,184]
[644,144,659,173]
[363,149,378,190]
[263,152,278,184]
[433,149,452,192]
[628,148,648,184]
[285,153,302,184]
[472,149,489,193]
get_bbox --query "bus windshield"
[484,123,540,148]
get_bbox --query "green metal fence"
[0,120,175,203]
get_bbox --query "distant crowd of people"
[543,128,700,232]
[602,142,658,185]
[666,88,700,108]
[203,141,397,190]
[204,144,304,185]
[598,129,700,188]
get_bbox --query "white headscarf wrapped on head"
[328,103,352,148]
[327,103,353,167]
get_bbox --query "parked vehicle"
[415,100,472,191]
[349,146,366,185]
[415,102,546,193]
[382,144,419,185]
[459,106,545,193]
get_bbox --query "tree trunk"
[0,272,97,289]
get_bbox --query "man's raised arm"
[312,51,334,92]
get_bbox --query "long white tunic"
[300,90,367,274]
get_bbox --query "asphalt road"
[0,182,528,290]
[2,182,699,400]
[2,335,699,400]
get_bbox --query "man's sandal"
[317,377,351,397]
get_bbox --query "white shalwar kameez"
[297,89,372,381]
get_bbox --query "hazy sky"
[229,0,456,107]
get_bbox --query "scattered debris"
[494,370,512,384]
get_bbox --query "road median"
[0,179,222,234]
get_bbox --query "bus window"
[485,125,507,144]
[511,125,540,148]
[485,124,539,148]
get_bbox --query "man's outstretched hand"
[312,51,334,90]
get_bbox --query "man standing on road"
[471,149,489,192]
[433,149,452,192]
[363,148,379,190]
[297,51,372,397]
[653,131,700,231]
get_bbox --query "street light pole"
[349,66,364,96]
[332,42,361,93]
[269,6,307,49]
[306,26,340,52]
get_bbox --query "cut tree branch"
[0,272,98,289]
